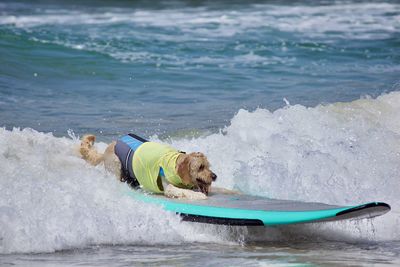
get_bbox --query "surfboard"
[127,190,390,226]
[119,133,390,226]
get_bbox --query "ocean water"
[1,0,400,266]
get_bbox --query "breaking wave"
[1,91,400,254]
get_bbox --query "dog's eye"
[199,165,204,171]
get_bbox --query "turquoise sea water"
[1,0,400,265]
[1,0,399,137]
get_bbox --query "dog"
[79,134,217,200]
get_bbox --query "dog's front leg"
[164,184,207,200]
[211,187,241,195]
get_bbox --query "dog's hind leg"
[103,141,122,179]
[80,134,104,166]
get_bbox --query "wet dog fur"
[79,134,217,200]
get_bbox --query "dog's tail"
[80,134,104,166]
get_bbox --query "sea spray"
[167,92,400,241]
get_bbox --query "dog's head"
[178,152,217,195]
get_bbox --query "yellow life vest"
[132,142,191,193]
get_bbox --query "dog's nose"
[211,173,217,181]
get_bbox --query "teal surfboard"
[127,190,390,226]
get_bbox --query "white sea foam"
[1,92,399,254]
[0,129,237,254]
[167,91,400,242]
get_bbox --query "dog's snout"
[211,173,217,181]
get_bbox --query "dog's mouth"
[196,178,211,195]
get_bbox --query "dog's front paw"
[165,185,207,200]
[185,191,207,200]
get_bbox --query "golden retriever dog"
[79,134,217,200]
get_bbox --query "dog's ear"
[191,152,204,158]
[177,154,192,185]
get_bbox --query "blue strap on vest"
[116,134,165,185]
